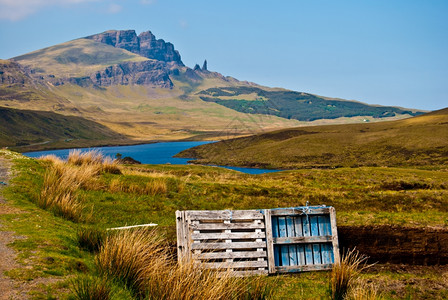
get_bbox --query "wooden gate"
[176,206,339,276]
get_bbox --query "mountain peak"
[85,30,183,66]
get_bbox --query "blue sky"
[0,0,447,111]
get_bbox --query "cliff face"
[90,60,173,88]
[0,60,32,85]
[85,30,183,66]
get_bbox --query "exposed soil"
[338,225,448,265]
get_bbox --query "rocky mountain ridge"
[85,30,183,65]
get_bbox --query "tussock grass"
[70,275,114,300]
[67,150,121,175]
[38,150,121,222]
[96,228,273,299]
[329,249,372,300]
[76,226,106,253]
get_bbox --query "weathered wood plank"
[280,245,289,266]
[201,260,268,269]
[303,216,311,237]
[189,222,265,230]
[186,210,264,220]
[278,217,287,237]
[330,207,340,264]
[310,215,319,237]
[294,215,303,237]
[191,241,267,250]
[176,210,184,263]
[191,232,265,240]
[230,270,269,277]
[273,236,332,244]
[275,263,333,273]
[197,251,267,260]
[270,207,330,216]
[264,209,276,274]
[304,244,313,265]
[313,244,322,264]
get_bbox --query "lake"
[24,141,280,175]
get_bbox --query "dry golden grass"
[349,279,382,300]
[329,249,372,300]
[96,228,273,299]
[38,150,121,222]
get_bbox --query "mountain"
[0,29,426,150]
[177,108,448,168]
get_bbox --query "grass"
[329,249,371,300]
[70,275,115,300]
[1,149,447,299]
[177,108,448,169]
[96,227,274,299]
[0,106,128,150]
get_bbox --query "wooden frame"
[176,206,339,276]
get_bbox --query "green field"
[1,149,447,299]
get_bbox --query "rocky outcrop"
[85,30,183,65]
[90,60,173,88]
[0,60,31,85]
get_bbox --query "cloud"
[0,0,98,21]
[107,3,122,14]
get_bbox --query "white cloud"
[0,0,99,21]
[107,3,122,14]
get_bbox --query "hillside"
[177,108,448,168]
[0,107,130,151]
[0,29,426,149]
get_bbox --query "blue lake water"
[24,141,280,175]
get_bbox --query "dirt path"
[0,156,26,299]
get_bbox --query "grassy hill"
[177,108,448,168]
[13,38,148,77]
[198,86,422,121]
[0,107,130,151]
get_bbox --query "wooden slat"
[273,236,332,244]
[175,211,184,263]
[310,215,319,236]
[278,217,287,237]
[201,260,268,269]
[303,216,311,237]
[190,222,265,230]
[304,244,313,265]
[270,207,330,216]
[275,263,333,273]
[330,207,340,264]
[191,241,266,250]
[186,210,264,220]
[313,244,322,264]
[197,251,267,260]
[294,215,303,237]
[264,209,276,274]
[191,231,265,240]
[231,270,269,277]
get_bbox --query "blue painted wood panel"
[271,212,335,268]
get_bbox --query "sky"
[0,0,447,111]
